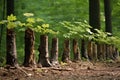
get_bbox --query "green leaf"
[26,18,35,23]
[7,14,17,21]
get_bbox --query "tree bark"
[23,28,36,67]
[104,0,112,33]
[89,0,100,32]
[0,0,5,50]
[62,39,70,62]
[38,35,51,67]
[114,48,119,60]
[7,0,14,15]
[73,39,80,61]
[81,39,88,59]
[6,0,18,67]
[87,41,93,61]
[97,43,103,60]
[112,45,116,60]
[6,29,18,67]
[106,45,114,60]
[102,44,106,60]
[50,37,59,66]
[106,44,110,59]
[92,42,98,61]
[109,45,114,60]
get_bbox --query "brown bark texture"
[62,39,70,62]
[50,37,59,66]
[23,28,36,67]
[97,43,104,60]
[102,44,106,60]
[81,39,88,59]
[92,42,98,61]
[87,41,93,60]
[106,45,114,60]
[6,29,18,67]
[38,35,51,67]
[73,39,80,61]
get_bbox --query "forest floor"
[1,60,120,80]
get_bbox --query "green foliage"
[107,36,120,50]
[34,23,58,35]
[93,29,110,44]
[19,13,58,35]
[60,20,120,49]
[93,29,120,50]
[0,14,21,29]
[18,13,38,31]
[60,20,93,40]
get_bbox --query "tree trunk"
[114,48,119,60]
[109,45,114,60]
[6,0,18,67]
[81,39,88,59]
[112,45,116,60]
[106,45,114,60]
[0,0,5,51]
[50,37,59,66]
[23,28,36,67]
[92,42,98,61]
[6,29,18,67]
[106,44,110,59]
[62,39,70,62]
[87,41,93,61]
[102,44,106,60]
[38,35,51,67]
[89,0,100,32]
[97,43,103,60]
[7,0,14,15]
[104,0,113,60]
[97,44,106,61]
[104,0,112,33]
[73,39,80,61]
[89,0,101,61]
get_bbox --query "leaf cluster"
[19,13,58,35]
[60,20,93,40]
[0,14,21,29]
[34,23,58,35]
[93,29,120,49]
[93,29,110,44]
[18,13,44,31]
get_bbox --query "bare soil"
[1,61,120,80]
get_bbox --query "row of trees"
[0,0,119,68]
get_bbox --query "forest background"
[0,0,120,65]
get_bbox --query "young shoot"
[0,14,21,29]
[34,23,58,35]
[19,13,44,31]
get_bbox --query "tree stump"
[73,39,80,61]
[38,35,51,67]
[50,37,59,66]
[23,28,36,67]
[6,29,18,67]
[62,39,70,62]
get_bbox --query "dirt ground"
[1,61,120,80]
